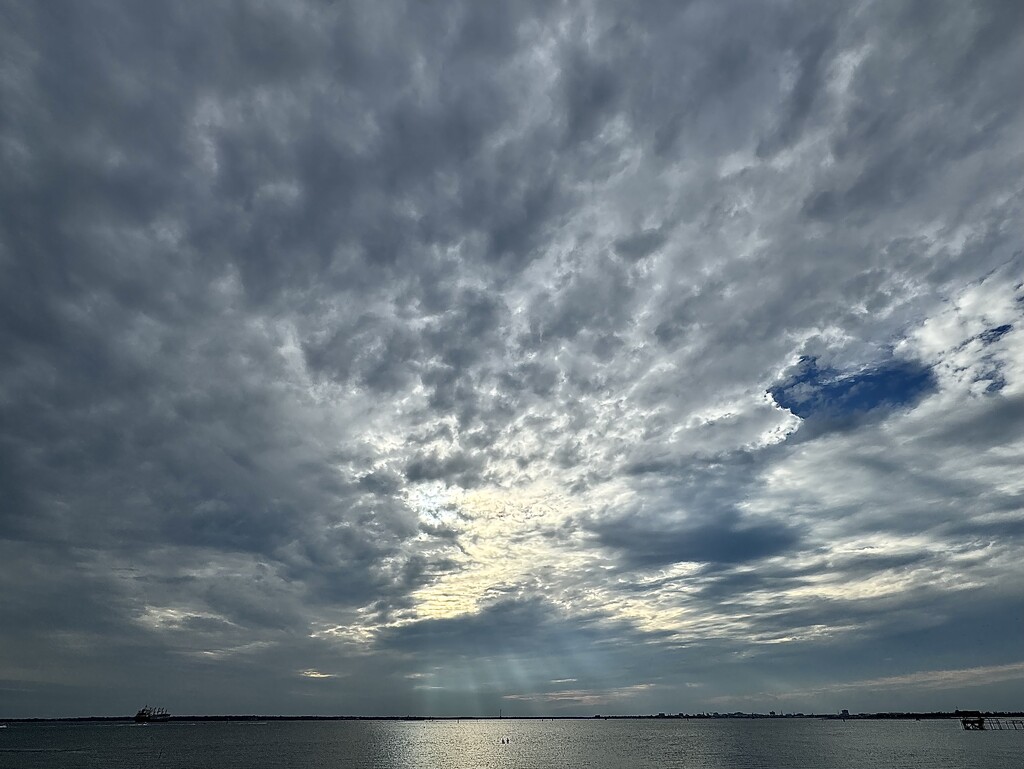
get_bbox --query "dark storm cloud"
[613,229,667,262]
[593,514,800,569]
[2,0,1024,718]
[587,451,804,570]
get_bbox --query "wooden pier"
[960,716,1024,730]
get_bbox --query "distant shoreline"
[4,711,1022,723]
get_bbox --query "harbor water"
[0,718,1020,769]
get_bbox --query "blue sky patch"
[769,356,936,421]
[978,324,1012,345]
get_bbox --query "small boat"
[134,706,171,723]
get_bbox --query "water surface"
[0,718,1018,768]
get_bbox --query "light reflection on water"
[0,718,1019,769]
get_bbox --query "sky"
[1,0,1023,719]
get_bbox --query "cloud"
[765,661,1024,701]
[590,512,800,569]
[503,683,655,707]
[1,0,1023,717]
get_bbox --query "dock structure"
[961,716,1024,730]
